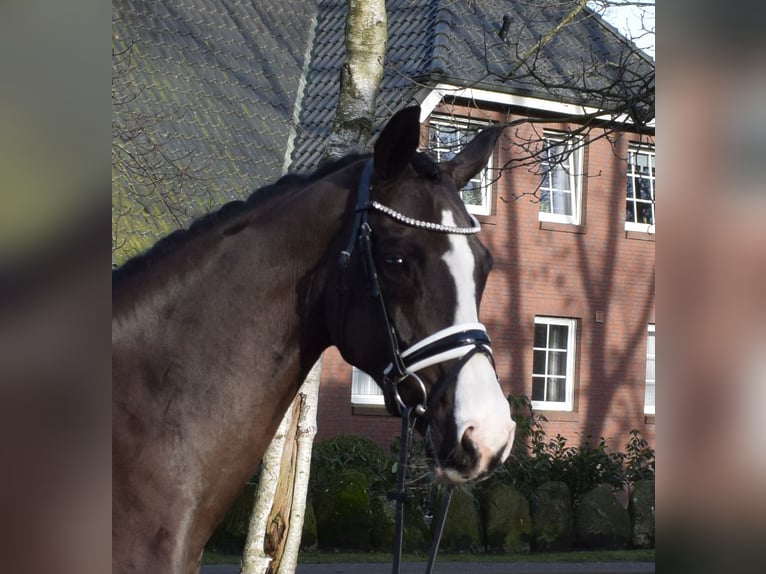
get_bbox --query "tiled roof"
[289,0,436,172]
[429,0,654,96]
[112,0,317,259]
[112,0,653,259]
[289,0,653,172]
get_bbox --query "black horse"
[112,107,515,573]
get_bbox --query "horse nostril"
[458,426,479,466]
[460,425,476,449]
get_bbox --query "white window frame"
[643,324,655,415]
[625,144,656,233]
[531,317,577,412]
[427,114,493,216]
[538,132,584,226]
[351,367,384,406]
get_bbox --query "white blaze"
[440,210,515,476]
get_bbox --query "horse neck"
[112,161,366,574]
[113,165,360,457]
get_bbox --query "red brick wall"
[315,346,401,449]
[316,104,655,456]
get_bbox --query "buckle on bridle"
[383,370,428,417]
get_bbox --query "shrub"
[491,393,550,500]
[624,429,656,483]
[314,469,372,550]
[497,394,655,502]
[558,434,626,500]
[311,435,431,552]
[388,433,433,505]
[310,435,392,498]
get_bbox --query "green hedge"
[207,396,655,554]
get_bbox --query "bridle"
[336,158,498,573]
[337,158,496,419]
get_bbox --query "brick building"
[113,1,654,453]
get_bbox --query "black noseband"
[382,324,495,417]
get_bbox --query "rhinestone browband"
[369,201,481,234]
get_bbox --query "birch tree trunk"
[242,1,387,572]
[325,0,387,159]
[273,365,320,573]
[240,399,296,574]
[241,361,321,574]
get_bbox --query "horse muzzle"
[382,323,516,483]
[431,420,515,484]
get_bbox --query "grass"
[203,548,654,565]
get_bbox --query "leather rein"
[336,159,497,573]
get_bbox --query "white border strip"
[420,83,655,128]
[400,322,488,360]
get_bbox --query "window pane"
[539,189,551,213]
[461,180,483,206]
[533,349,547,375]
[627,178,636,199]
[549,324,569,349]
[548,141,565,159]
[646,356,655,381]
[352,368,381,396]
[552,191,572,215]
[534,324,548,348]
[547,378,566,402]
[552,165,570,190]
[532,377,546,401]
[644,382,655,408]
[639,203,654,224]
[549,350,567,376]
[637,178,653,200]
[635,153,649,174]
[626,201,636,223]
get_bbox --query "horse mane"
[112,154,367,289]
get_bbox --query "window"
[539,132,583,225]
[351,367,384,406]
[428,115,493,215]
[532,317,577,411]
[644,324,655,415]
[626,144,655,232]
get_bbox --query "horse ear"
[443,125,504,190]
[374,106,421,180]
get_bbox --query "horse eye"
[384,255,405,266]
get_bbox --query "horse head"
[326,107,515,484]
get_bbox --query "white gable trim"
[419,83,655,128]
